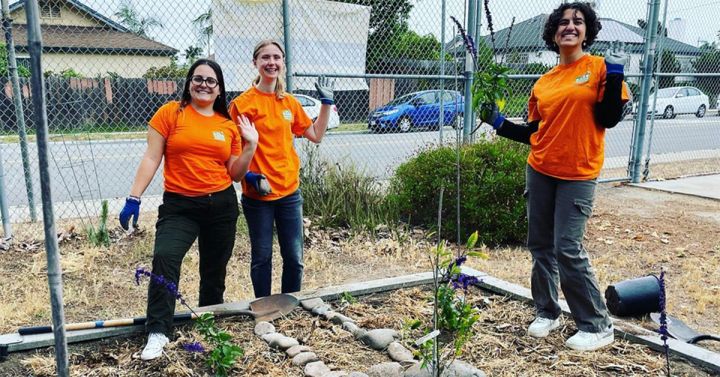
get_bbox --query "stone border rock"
[295,296,486,377]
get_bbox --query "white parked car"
[716,97,720,116]
[294,94,340,129]
[634,86,709,119]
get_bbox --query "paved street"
[0,114,718,220]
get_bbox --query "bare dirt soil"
[1,182,719,375]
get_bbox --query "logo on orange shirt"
[282,110,293,121]
[212,131,226,141]
[575,71,590,84]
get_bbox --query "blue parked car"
[368,90,464,133]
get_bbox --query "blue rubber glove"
[119,196,141,230]
[245,171,272,196]
[605,40,629,75]
[480,103,505,129]
[315,76,335,105]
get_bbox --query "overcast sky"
[14,0,719,53]
[408,0,720,46]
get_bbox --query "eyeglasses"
[191,75,218,88]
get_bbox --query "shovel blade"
[249,294,298,317]
[650,312,699,343]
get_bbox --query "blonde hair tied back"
[252,39,287,100]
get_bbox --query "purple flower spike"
[658,267,670,376]
[183,342,205,353]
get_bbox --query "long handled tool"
[18,294,298,336]
[650,312,720,344]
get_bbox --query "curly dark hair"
[542,2,601,54]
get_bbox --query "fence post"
[0,144,11,239]
[642,0,669,181]
[25,0,69,375]
[439,0,446,145]
[282,0,293,93]
[2,0,37,223]
[462,0,478,142]
[630,0,661,183]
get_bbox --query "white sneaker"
[565,324,614,351]
[527,317,560,338]
[141,332,169,360]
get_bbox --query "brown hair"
[179,59,231,120]
[252,39,287,100]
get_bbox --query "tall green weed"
[299,143,399,231]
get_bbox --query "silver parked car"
[295,94,340,129]
[634,86,709,119]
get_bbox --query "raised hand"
[605,40,629,75]
[315,76,335,105]
[237,114,258,145]
[480,103,505,130]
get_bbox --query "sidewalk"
[629,174,720,201]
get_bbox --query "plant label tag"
[415,329,440,345]
[213,131,226,141]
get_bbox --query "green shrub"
[299,143,399,231]
[390,137,529,245]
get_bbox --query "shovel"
[17,294,298,336]
[650,312,720,344]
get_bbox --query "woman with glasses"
[229,39,334,298]
[118,59,258,360]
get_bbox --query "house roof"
[447,14,702,57]
[9,0,128,32]
[8,24,177,56]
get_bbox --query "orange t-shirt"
[526,54,630,180]
[149,101,241,196]
[229,87,313,200]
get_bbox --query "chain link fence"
[1,0,718,240]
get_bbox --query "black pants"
[145,185,239,336]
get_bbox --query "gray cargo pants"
[525,164,611,333]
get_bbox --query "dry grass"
[2,287,715,376]
[1,182,719,375]
[600,157,720,181]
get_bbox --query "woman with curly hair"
[480,2,629,351]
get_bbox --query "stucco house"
[4,0,177,78]
[447,14,703,84]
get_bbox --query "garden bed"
[1,285,715,376]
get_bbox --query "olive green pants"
[525,165,611,333]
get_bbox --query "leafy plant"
[0,43,31,78]
[341,292,359,305]
[134,268,244,376]
[407,225,487,374]
[87,200,110,247]
[451,0,516,131]
[194,313,244,376]
[390,138,528,246]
